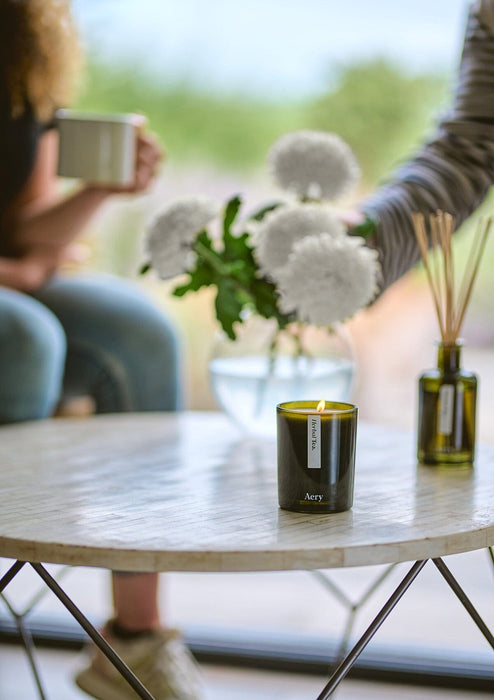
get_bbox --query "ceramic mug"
[56,109,139,186]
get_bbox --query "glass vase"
[209,317,356,439]
[417,341,477,466]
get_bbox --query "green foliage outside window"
[76,58,450,187]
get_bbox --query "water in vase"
[210,354,355,438]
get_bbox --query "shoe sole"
[75,667,148,700]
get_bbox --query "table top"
[1,412,494,573]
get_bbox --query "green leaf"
[138,262,151,275]
[248,276,293,328]
[249,201,282,221]
[214,278,245,340]
[172,262,214,297]
[195,229,217,252]
[226,233,251,262]
[172,231,219,297]
[223,231,256,271]
[221,195,248,267]
[352,215,377,240]
[223,194,242,238]
[225,259,255,287]
[170,197,293,335]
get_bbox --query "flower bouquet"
[141,130,380,435]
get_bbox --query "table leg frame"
[1,562,73,700]
[0,560,156,700]
[309,563,399,664]
[432,558,494,648]
[0,588,48,700]
[0,560,26,592]
[316,556,494,700]
[316,559,427,699]
[2,556,493,700]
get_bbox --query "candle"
[277,400,358,513]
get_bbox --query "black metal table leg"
[0,560,26,593]
[316,559,428,700]
[30,562,155,700]
[433,558,494,649]
[1,560,48,698]
[488,547,494,575]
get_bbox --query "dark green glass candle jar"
[417,342,477,466]
[277,400,358,513]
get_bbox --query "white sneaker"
[75,627,203,700]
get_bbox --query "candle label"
[307,414,321,469]
[438,384,454,435]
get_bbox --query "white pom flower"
[144,197,218,279]
[254,204,345,278]
[268,130,360,201]
[276,233,380,326]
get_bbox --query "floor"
[0,644,492,700]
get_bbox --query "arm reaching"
[363,0,494,292]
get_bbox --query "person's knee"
[108,294,182,411]
[142,311,180,369]
[126,305,182,409]
[0,290,66,422]
[93,279,181,373]
[36,276,182,411]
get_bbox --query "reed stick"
[429,214,444,331]
[412,211,492,344]
[412,213,445,340]
[454,217,484,329]
[454,216,492,338]
[435,211,455,342]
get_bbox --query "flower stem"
[193,238,231,276]
[253,328,280,417]
[290,323,308,358]
[194,238,256,301]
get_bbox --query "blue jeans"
[0,275,181,423]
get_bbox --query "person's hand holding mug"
[117,114,164,194]
[56,110,165,194]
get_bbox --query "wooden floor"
[0,644,492,700]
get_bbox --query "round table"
[1,412,494,699]
[0,412,493,571]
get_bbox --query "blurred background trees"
[77,58,449,185]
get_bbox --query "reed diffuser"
[412,211,492,466]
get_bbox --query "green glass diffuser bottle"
[412,211,492,467]
[417,341,477,465]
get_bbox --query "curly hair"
[0,0,82,122]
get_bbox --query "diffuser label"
[308,415,321,469]
[438,384,454,435]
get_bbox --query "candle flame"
[317,399,326,413]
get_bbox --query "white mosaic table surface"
[0,412,493,573]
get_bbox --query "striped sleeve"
[363,0,494,291]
